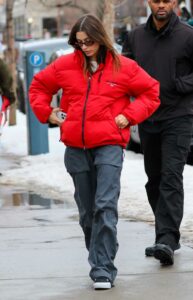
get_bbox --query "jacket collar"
[74,49,112,73]
[145,12,179,37]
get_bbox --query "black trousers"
[139,116,193,250]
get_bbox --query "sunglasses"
[75,39,95,47]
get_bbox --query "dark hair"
[0,58,15,104]
[68,14,120,74]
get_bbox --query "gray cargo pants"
[64,145,123,283]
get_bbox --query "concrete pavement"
[0,188,193,300]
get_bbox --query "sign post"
[25,51,49,155]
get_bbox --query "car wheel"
[126,125,141,153]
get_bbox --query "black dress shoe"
[145,244,156,257]
[154,243,174,265]
[145,242,180,257]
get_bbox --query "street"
[1,179,193,299]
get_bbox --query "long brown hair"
[68,14,120,74]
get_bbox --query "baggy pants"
[64,145,123,283]
[139,116,193,250]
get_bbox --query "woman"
[29,14,160,290]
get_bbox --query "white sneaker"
[93,277,112,290]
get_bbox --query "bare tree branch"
[25,0,88,13]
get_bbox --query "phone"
[56,111,66,121]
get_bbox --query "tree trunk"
[102,0,115,42]
[96,0,105,20]
[5,0,16,126]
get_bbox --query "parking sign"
[26,51,48,155]
[29,52,44,67]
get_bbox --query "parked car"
[16,37,72,113]
[126,124,141,152]
[126,97,141,152]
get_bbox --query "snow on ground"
[1,111,193,244]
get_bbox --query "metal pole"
[25,51,49,155]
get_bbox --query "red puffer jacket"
[29,50,160,149]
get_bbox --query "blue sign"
[29,52,44,67]
[26,51,49,155]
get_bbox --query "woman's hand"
[115,114,129,129]
[48,107,64,126]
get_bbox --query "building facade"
[1,0,193,41]
[0,0,5,34]
[13,0,98,39]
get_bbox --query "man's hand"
[48,107,64,126]
[115,114,129,129]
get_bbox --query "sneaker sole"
[93,282,111,290]
[154,249,174,265]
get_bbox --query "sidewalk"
[0,190,193,300]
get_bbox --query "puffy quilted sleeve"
[122,60,160,125]
[29,61,61,123]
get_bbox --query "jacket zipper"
[82,76,91,149]
[98,71,103,82]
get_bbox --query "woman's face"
[76,31,100,60]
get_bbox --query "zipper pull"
[98,71,103,82]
